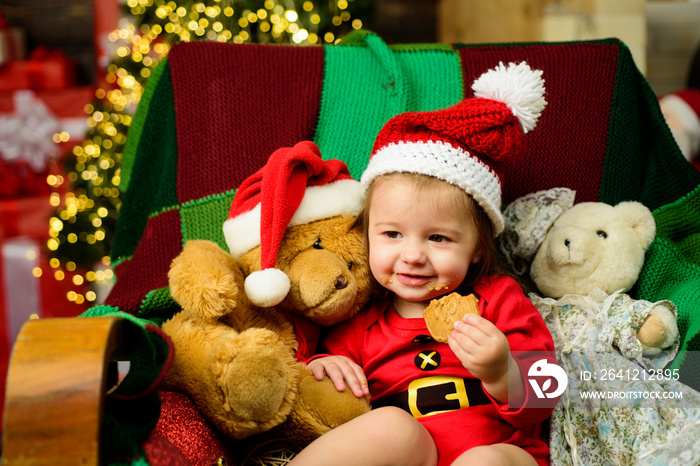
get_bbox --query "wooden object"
[437,0,544,44]
[437,0,646,74]
[1,317,124,465]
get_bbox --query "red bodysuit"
[317,275,558,466]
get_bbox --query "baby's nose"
[400,242,426,263]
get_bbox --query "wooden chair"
[4,30,700,465]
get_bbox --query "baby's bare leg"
[452,444,538,466]
[288,406,437,466]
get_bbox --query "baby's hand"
[307,355,369,398]
[448,314,510,385]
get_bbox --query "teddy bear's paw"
[288,372,371,441]
[169,240,245,321]
[639,302,679,355]
[209,329,301,427]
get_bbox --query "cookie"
[423,292,480,342]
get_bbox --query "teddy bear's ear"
[614,201,656,250]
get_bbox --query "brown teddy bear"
[160,141,372,446]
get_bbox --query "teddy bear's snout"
[285,247,361,316]
[545,230,595,267]
[335,275,348,290]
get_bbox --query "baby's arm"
[448,314,525,405]
[307,355,369,398]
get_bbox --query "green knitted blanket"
[85,31,700,463]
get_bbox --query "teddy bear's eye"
[313,239,323,249]
[597,230,608,239]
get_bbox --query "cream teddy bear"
[499,188,700,466]
[529,199,678,355]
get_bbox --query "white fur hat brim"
[223,178,364,259]
[360,140,504,236]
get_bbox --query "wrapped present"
[0,60,31,90]
[0,158,52,200]
[0,46,77,91]
[0,243,91,322]
[0,87,93,198]
[26,47,77,90]
[0,195,54,239]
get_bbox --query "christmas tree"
[48,0,372,307]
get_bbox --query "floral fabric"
[530,290,700,465]
[498,187,575,276]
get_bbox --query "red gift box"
[0,86,93,199]
[0,195,54,239]
[0,158,52,199]
[0,47,77,91]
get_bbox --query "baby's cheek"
[368,248,391,277]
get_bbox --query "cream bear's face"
[239,215,371,326]
[530,202,655,298]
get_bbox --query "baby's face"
[367,177,482,318]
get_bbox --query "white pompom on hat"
[223,141,364,307]
[360,62,547,236]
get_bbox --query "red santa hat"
[223,141,363,307]
[360,62,547,236]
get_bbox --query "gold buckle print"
[407,376,469,418]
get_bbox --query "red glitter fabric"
[144,391,236,466]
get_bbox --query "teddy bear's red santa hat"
[223,141,363,307]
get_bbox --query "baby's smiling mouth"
[395,273,432,286]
